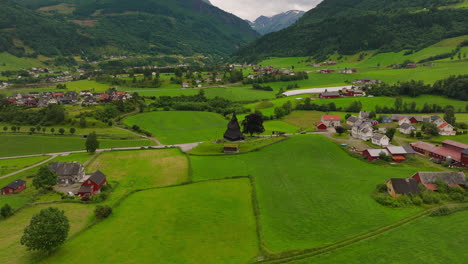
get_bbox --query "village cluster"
[317,112,464,165]
[1,161,107,200]
[6,89,132,107]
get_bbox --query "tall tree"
[242,113,265,136]
[32,166,56,190]
[85,132,100,153]
[1,204,13,218]
[444,106,456,125]
[21,207,70,253]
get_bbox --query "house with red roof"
[410,140,468,167]
[438,122,456,136]
[1,179,26,195]
[321,115,341,128]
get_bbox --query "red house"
[1,179,26,195]
[78,170,107,198]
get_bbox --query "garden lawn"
[0,156,49,177]
[123,111,228,144]
[290,211,468,264]
[43,179,258,264]
[0,203,94,264]
[0,135,152,157]
[190,135,422,252]
[87,148,189,204]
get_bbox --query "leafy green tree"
[50,128,55,134]
[32,166,56,190]
[394,98,403,112]
[20,207,70,253]
[335,126,346,136]
[79,116,87,128]
[444,106,456,125]
[58,128,65,135]
[422,122,439,136]
[385,128,396,141]
[30,127,35,134]
[3,126,7,133]
[42,127,46,133]
[85,132,100,153]
[242,113,265,136]
[11,126,16,133]
[1,204,13,218]
[69,128,76,135]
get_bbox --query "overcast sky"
[210,0,323,21]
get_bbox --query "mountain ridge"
[248,10,305,35]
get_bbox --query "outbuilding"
[1,179,26,195]
[386,178,421,198]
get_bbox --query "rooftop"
[389,178,420,194]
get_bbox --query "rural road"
[0,142,202,161]
[0,154,57,180]
[283,85,353,97]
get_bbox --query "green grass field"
[0,156,49,176]
[0,203,94,264]
[190,135,423,252]
[42,179,258,264]
[123,111,228,144]
[290,210,468,264]
[0,53,45,72]
[87,148,189,204]
[0,135,152,157]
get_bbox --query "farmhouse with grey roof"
[49,162,85,185]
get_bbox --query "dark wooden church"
[224,114,245,141]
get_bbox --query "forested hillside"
[1,0,258,58]
[235,0,468,61]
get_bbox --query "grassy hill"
[0,0,258,57]
[235,0,468,62]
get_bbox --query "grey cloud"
[210,0,323,20]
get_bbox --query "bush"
[412,196,423,206]
[430,206,452,217]
[375,183,388,193]
[449,192,465,202]
[1,204,13,218]
[421,190,441,204]
[94,205,112,219]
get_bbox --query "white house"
[372,133,390,147]
[321,115,342,128]
[399,123,416,135]
[398,117,411,126]
[352,120,374,141]
[438,122,456,136]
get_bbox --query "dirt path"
[0,155,57,180]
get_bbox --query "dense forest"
[234,0,468,62]
[0,0,258,58]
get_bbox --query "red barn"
[462,149,468,167]
[1,179,26,195]
[316,122,328,130]
[412,172,466,191]
[363,149,390,161]
[80,170,107,195]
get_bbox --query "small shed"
[1,179,26,195]
[224,144,239,154]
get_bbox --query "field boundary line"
[260,205,453,264]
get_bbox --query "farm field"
[289,210,468,264]
[190,135,423,252]
[86,148,189,204]
[0,80,112,96]
[0,135,152,157]
[42,179,258,264]
[0,156,49,176]
[0,203,95,264]
[123,111,228,144]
